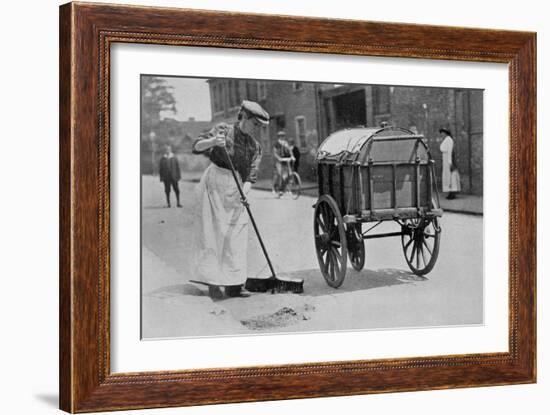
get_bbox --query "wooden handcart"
[314,126,443,288]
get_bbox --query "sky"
[161,77,212,121]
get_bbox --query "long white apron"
[439,136,461,192]
[192,163,249,286]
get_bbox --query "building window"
[373,86,391,115]
[257,81,267,100]
[293,82,303,91]
[274,115,286,131]
[295,116,306,147]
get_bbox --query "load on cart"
[313,126,443,288]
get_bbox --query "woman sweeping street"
[191,100,269,299]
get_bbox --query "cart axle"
[363,231,403,240]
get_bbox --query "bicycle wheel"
[287,172,301,199]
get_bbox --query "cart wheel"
[346,223,365,271]
[401,217,441,275]
[314,194,348,288]
[287,172,301,199]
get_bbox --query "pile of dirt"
[240,304,315,331]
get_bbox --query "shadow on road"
[146,268,428,300]
[146,268,428,298]
[278,267,428,297]
[147,283,206,298]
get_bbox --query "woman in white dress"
[438,128,461,200]
[191,101,268,299]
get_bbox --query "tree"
[141,76,177,174]
[141,76,177,141]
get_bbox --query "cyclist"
[273,130,294,196]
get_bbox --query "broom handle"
[222,145,277,279]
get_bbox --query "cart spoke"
[420,243,427,267]
[328,251,335,280]
[415,241,421,269]
[324,250,331,273]
[404,237,414,252]
[322,253,329,273]
[318,209,330,233]
[318,243,329,254]
[332,249,341,275]
[319,204,327,225]
[333,247,343,262]
[316,215,327,233]
[322,249,330,269]
[422,239,433,256]
[409,241,417,265]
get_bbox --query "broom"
[222,145,304,294]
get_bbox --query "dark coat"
[192,123,262,183]
[291,145,301,163]
[159,155,181,182]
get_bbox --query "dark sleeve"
[159,158,166,182]
[245,143,262,183]
[191,132,213,155]
[192,123,229,155]
[174,158,181,181]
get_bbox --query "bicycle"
[271,158,302,199]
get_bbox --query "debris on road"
[240,304,316,330]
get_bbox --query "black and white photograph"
[140,75,484,339]
[3,0,546,414]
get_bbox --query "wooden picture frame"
[59,2,536,412]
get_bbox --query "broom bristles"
[245,275,304,294]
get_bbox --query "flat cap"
[277,130,286,136]
[439,128,452,136]
[241,100,270,124]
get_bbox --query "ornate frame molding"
[60,2,536,412]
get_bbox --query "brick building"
[208,78,321,182]
[319,85,483,195]
[207,78,483,195]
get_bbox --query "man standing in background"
[288,138,301,174]
[159,145,182,207]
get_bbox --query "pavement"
[182,170,483,215]
[141,173,484,339]
[438,194,483,215]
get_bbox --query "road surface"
[141,174,483,338]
